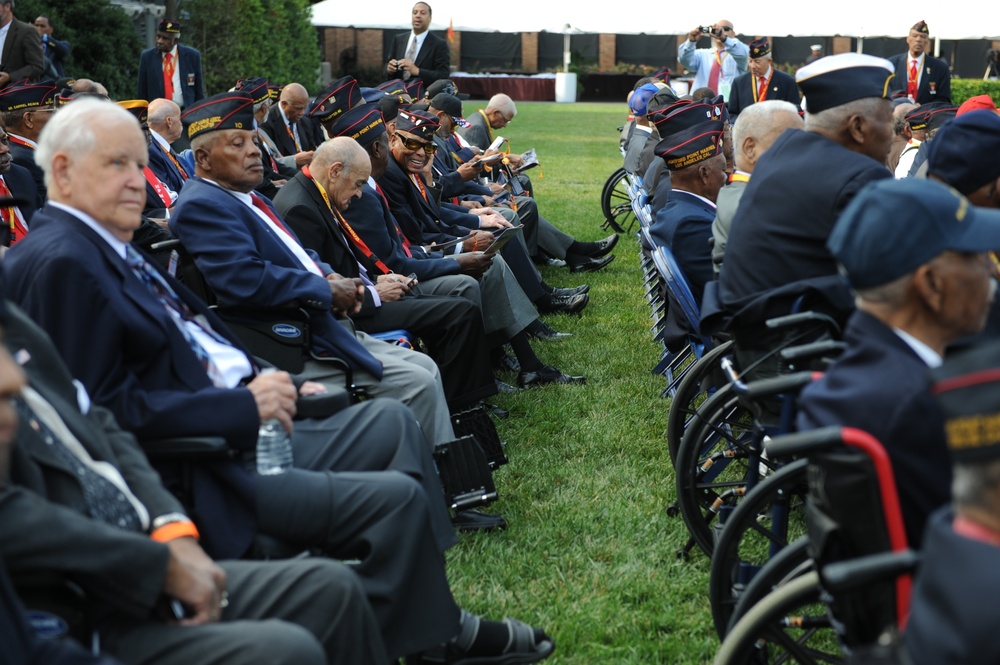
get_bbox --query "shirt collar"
[893,327,942,367]
[49,201,130,260]
[671,188,717,209]
[150,130,172,152]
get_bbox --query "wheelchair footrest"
[451,403,509,469]
[434,435,498,511]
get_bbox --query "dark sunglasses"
[399,137,437,154]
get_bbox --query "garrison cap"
[927,110,1000,195]
[158,19,181,34]
[116,99,149,125]
[328,104,386,147]
[181,91,255,140]
[0,80,58,113]
[310,76,361,124]
[796,53,894,114]
[395,108,439,140]
[749,38,771,59]
[235,77,271,105]
[932,340,1000,463]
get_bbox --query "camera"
[701,25,725,38]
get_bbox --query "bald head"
[279,83,309,123]
[311,137,371,211]
[148,98,183,142]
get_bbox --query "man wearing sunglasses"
[677,20,749,100]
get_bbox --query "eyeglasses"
[399,137,437,154]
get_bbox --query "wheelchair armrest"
[780,340,848,364]
[295,388,351,420]
[764,425,845,461]
[142,436,230,461]
[821,549,921,595]
[765,310,842,338]
[741,371,819,401]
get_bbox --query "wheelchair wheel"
[675,386,760,558]
[712,570,841,665]
[600,167,635,234]
[728,537,815,633]
[709,461,810,639]
[666,340,734,466]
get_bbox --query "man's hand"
[162,537,227,626]
[688,27,702,42]
[293,151,314,168]
[454,251,494,277]
[460,200,483,210]
[487,182,505,195]
[504,153,525,169]
[327,274,364,316]
[477,211,512,229]
[374,281,409,302]
[247,370,297,432]
[298,381,327,396]
[460,230,494,252]
[0,73,10,88]
[456,161,482,181]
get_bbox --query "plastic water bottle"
[256,419,293,475]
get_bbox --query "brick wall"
[599,33,615,70]
[522,32,539,72]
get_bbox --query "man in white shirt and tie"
[383,2,451,86]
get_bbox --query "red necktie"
[908,59,918,100]
[757,77,767,101]
[0,177,26,245]
[707,50,722,93]
[250,192,296,239]
[163,53,175,101]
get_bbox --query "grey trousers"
[258,399,461,659]
[301,327,456,447]
[105,558,387,665]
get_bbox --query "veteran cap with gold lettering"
[181,91,255,141]
[932,340,1000,463]
[828,178,1000,290]
[116,99,149,125]
[328,104,385,147]
[651,96,726,171]
[309,76,361,125]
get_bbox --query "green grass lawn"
[445,101,718,664]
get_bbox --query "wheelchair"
[671,319,843,560]
[712,426,917,665]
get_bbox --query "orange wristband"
[150,521,200,543]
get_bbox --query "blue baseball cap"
[927,110,1000,195]
[829,178,1000,289]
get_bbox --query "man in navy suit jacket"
[726,38,801,121]
[383,2,450,86]
[797,178,1000,547]
[2,93,557,665]
[136,20,205,110]
[887,20,951,105]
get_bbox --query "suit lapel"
[1,20,17,66]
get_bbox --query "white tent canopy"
[311,2,998,40]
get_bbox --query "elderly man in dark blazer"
[383,2,450,85]
[797,178,1000,547]
[5,94,556,665]
[887,20,951,104]
[136,19,205,109]
[726,38,801,121]
[0,0,43,88]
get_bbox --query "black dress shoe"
[452,509,508,532]
[493,351,521,373]
[536,292,589,315]
[517,364,587,388]
[590,233,620,258]
[526,320,572,340]
[550,284,590,297]
[567,253,615,273]
[495,379,521,394]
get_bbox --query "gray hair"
[732,100,800,170]
[35,97,124,191]
[312,136,367,174]
[486,93,516,119]
[953,458,1000,510]
[854,271,914,307]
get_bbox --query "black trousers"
[352,293,496,408]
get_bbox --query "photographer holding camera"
[678,20,749,102]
